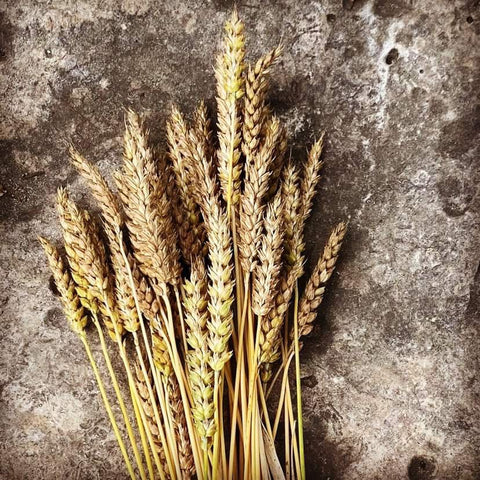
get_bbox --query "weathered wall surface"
[1,1,479,479]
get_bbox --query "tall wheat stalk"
[39,8,347,480]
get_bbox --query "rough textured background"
[1,0,479,479]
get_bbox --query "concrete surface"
[1,0,479,479]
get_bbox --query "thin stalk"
[272,351,294,439]
[130,382,155,480]
[285,376,301,480]
[158,309,204,479]
[228,275,250,480]
[92,315,147,480]
[117,239,178,477]
[102,301,166,480]
[211,370,221,480]
[219,373,228,480]
[244,308,262,479]
[79,333,137,480]
[133,330,181,479]
[293,284,305,480]
[284,385,290,480]
[174,285,189,355]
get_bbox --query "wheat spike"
[167,106,206,261]
[56,188,123,338]
[39,237,88,335]
[190,133,234,372]
[134,363,170,477]
[282,161,303,268]
[253,191,284,319]
[215,8,245,208]
[265,121,288,201]
[193,100,214,164]
[167,375,195,478]
[298,134,325,230]
[184,258,215,451]
[242,46,282,164]
[115,109,180,297]
[259,163,304,374]
[239,115,282,272]
[69,147,139,333]
[296,222,347,338]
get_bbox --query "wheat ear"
[167,105,205,261]
[242,46,283,164]
[298,134,325,230]
[116,109,180,296]
[296,222,347,339]
[215,8,245,212]
[56,188,123,338]
[253,190,284,319]
[238,116,282,273]
[69,147,139,332]
[184,258,215,465]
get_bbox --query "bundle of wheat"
[40,9,346,480]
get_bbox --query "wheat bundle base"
[40,9,346,480]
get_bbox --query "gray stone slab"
[0,1,479,478]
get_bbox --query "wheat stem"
[130,382,155,480]
[79,333,137,480]
[293,283,305,480]
[91,314,148,480]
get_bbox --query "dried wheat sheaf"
[40,9,347,480]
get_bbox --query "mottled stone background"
[1,0,479,479]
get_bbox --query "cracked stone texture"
[1,0,479,479]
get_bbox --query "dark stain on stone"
[211,0,236,10]
[342,0,356,9]
[408,455,437,480]
[0,13,14,61]
[44,308,64,329]
[302,374,318,389]
[305,412,358,478]
[373,0,412,18]
[385,48,399,65]
[466,261,480,318]
[439,104,480,157]
[0,139,61,223]
[436,174,475,217]
[382,308,414,351]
